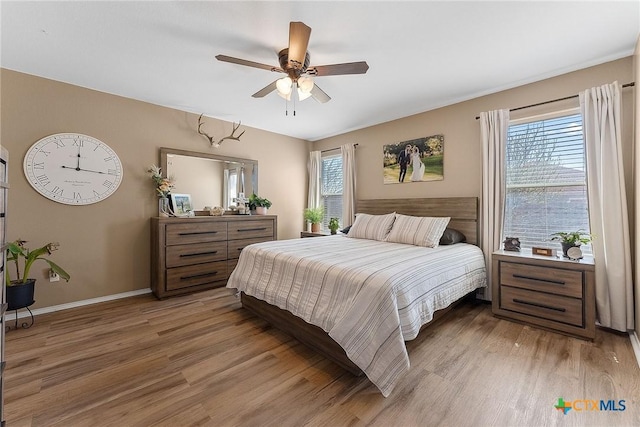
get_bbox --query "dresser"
[492,249,595,340]
[151,215,277,299]
[0,147,8,425]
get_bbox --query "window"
[503,111,591,254]
[321,155,343,230]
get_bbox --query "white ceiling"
[2,1,638,141]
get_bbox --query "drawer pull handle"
[178,231,218,236]
[512,298,566,312]
[181,271,218,281]
[180,251,218,258]
[512,274,565,286]
[238,227,267,232]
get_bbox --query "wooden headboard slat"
[356,197,479,246]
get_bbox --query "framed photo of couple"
[383,134,444,184]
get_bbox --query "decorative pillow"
[346,212,396,241]
[439,228,467,245]
[385,214,450,248]
[340,225,352,234]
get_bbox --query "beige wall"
[0,69,309,309]
[634,35,640,334]
[313,57,634,206]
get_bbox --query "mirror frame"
[159,147,258,208]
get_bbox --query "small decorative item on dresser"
[210,206,225,216]
[248,193,272,215]
[147,164,175,216]
[503,237,521,252]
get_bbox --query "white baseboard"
[6,288,152,320]
[629,331,640,369]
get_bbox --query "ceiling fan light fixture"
[276,76,293,96]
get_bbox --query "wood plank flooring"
[4,288,640,426]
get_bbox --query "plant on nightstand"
[5,239,70,312]
[328,218,340,235]
[550,230,592,258]
[304,207,324,233]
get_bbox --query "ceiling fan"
[216,21,369,104]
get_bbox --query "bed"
[226,197,487,396]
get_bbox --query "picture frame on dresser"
[169,193,192,216]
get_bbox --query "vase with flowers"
[147,165,175,216]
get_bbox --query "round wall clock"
[23,133,123,205]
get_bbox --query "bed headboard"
[356,197,479,246]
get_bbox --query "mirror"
[160,147,258,211]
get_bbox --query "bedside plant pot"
[311,223,321,233]
[561,242,580,258]
[7,278,36,311]
[255,206,268,215]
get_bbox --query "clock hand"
[77,167,106,174]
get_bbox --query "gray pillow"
[439,228,467,245]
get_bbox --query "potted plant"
[328,218,340,235]
[248,193,272,215]
[6,239,71,311]
[304,207,324,233]
[550,230,592,258]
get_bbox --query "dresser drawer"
[228,236,272,259]
[500,286,583,327]
[500,261,583,298]
[227,220,274,240]
[166,222,227,245]
[166,261,228,291]
[166,241,228,268]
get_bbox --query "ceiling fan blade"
[310,84,331,103]
[288,22,311,70]
[307,61,369,76]
[252,80,278,98]
[216,55,283,73]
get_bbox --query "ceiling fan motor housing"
[278,48,311,80]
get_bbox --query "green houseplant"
[328,217,340,235]
[6,239,71,311]
[304,207,324,233]
[550,230,592,258]
[248,193,272,215]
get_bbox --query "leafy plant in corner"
[248,193,272,210]
[6,239,70,286]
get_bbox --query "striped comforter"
[226,235,487,396]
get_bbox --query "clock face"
[23,133,123,205]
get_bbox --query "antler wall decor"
[197,114,245,148]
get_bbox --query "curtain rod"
[320,143,359,153]
[474,82,635,120]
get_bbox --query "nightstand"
[300,231,330,238]
[492,249,595,340]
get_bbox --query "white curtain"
[479,109,510,301]
[580,81,633,332]
[307,151,321,209]
[341,143,356,227]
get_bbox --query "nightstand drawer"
[500,286,583,327]
[500,261,583,298]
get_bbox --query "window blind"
[321,155,343,230]
[504,113,591,254]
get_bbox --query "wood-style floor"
[4,288,640,426]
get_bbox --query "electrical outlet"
[49,269,60,282]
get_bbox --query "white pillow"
[385,214,450,248]
[347,212,396,241]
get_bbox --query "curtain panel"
[580,81,634,332]
[307,151,321,210]
[479,109,510,301]
[341,143,356,227]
